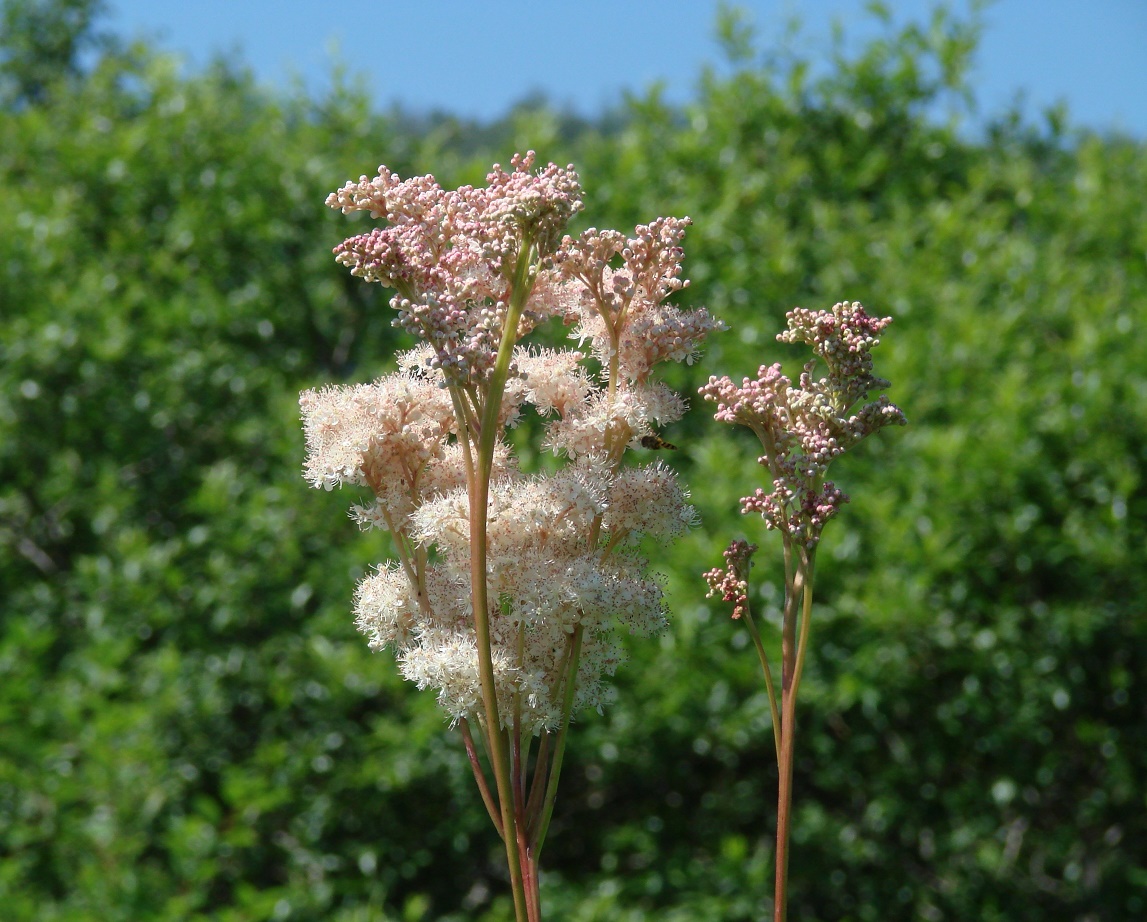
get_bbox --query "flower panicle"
[553,216,725,383]
[307,155,714,733]
[325,152,584,388]
[481,152,584,258]
[701,301,905,922]
[700,299,905,551]
[703,539,758,620]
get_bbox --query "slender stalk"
[532,623,584,858]
[521,841,542,922]
[772,545,816,922]
[468,447,528,920]
[607,326,621,400]
[525,731,553,826]
[510,628,540,922]
[790,548,817,705]
[460,717,502,837]
[527,628,583,837]
[468,243,537,922]
[513,622,527,801]
[740,602,782,761]
[518,815,541,922]
[773,681,797,922]
[446,387,477,485]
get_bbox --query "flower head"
[554,218,724,383]
[703,539,758,620]
[309,157,716,733]
[300,370,455,497]
[327,153,583,387]
[701,301,905,548]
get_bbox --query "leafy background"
[1,1,1143,919]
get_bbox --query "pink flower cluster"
[703,539,759,620]
[553,217,723,384]
[700,301,906,548]
[326,152,583,386]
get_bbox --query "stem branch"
[772,544,816,922]
[467,243,537,922]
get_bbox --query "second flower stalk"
[703,301,906,920]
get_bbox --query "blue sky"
[105,0,1147,136]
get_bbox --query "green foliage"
[0,0,112,106]
[2,2,1144,919]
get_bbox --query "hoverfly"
[639,433,678,451]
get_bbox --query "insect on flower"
[640,433,678,451]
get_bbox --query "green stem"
[525,731,553,826]
[772,544,816,922]
[607,326,621,400]
[740,602,781,761]
[447,385,477,491]
[791,547,817,710]
[460,717,502,837]
[532,622,584,858]
[468,243,537,922]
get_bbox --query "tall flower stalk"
[700,301,906,922]
[302,154,719,920]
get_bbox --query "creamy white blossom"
[305,155,716,732]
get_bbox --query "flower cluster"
[304,155,717,732]
[700,301,906,548]
[326,152,583,386]
[300,364,456,493]
[553,217,722,384]
[702,538,758,620]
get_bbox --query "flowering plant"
[701,301,906,921]
[301,153,720,920]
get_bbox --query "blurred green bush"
[1,2,1143,920]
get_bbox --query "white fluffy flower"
[300,371,455,491]
[310,158,721,732]
[604,461,699,541]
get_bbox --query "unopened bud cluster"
[700,301,906,550]
[702,538,758,620]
